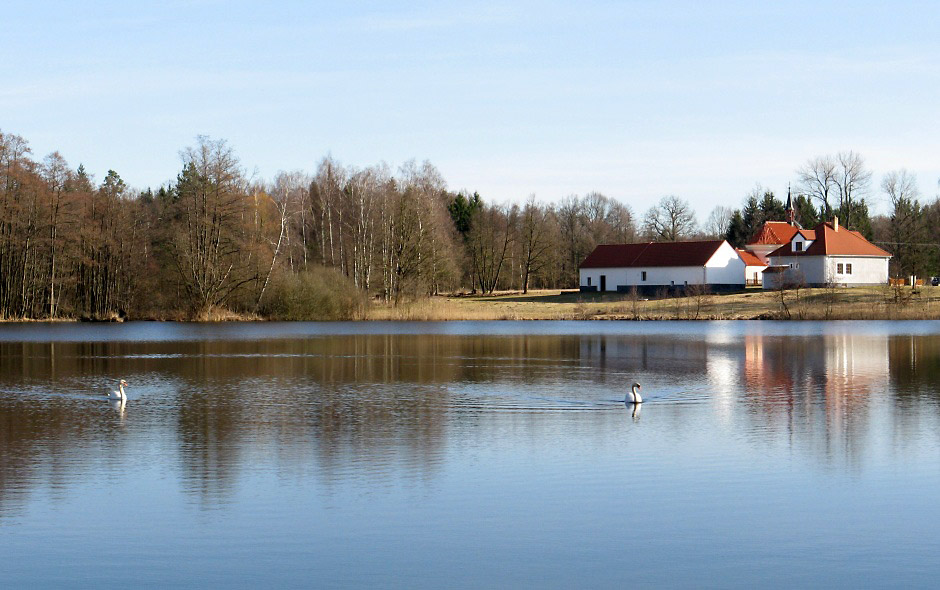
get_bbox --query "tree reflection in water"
[1,326,940,514]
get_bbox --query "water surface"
[2,321,939,588]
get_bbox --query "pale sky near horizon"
[3,1,939,220]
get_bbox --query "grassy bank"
[366,286,940,321]
[4,286,939,322]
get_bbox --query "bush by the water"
[262,268,366,320]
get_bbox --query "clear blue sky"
[3,1,939,219]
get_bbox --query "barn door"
[600,275,606,292]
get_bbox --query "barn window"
[837,263,844,274]
[846,264,852,275]
[587,277,591,286]
[641,271,647,281]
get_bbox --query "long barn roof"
[579,240,726,269]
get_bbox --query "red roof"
[767,222,891,258]
[747,221,800,245]
[737,249,766,267]
[579,240,727,269]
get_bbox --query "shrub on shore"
[261,268,367,320]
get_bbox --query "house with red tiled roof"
[737,249,767,286]
[579,240,744,294]
[763,217,890,288]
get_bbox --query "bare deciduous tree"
[469,203,517,294]
[519,195,553,293]
[172,136,258,315]
[834,150,872,228]
[883,169,925,280]
[642,195,697,241]
[704,205,733,239]
[798,155,837,218]
[41,151,71,317]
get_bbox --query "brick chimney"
[833,216,839,231]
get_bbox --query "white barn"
[764,218,890,288]
[579,240,745,294]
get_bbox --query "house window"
[846,263,852,275]
[641,271,647,281]
[587,277,591,286]
[795,241,803,252]
[837,263,844,274]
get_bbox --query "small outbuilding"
[579,240,745,294]
[737,249,767,286]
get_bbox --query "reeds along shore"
[370,286,940,321]
[3,286,939,322]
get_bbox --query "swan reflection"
[109,398,126,421]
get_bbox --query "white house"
[763,218,890,288]
[579,240,745,294]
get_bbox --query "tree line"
[1,131,937,320]
[0,131,639,319]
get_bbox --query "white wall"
[825,256,889,285]
[704,242,746,285]
[769,255,825,284]
[767,255,888,286]
[580,266,707,290]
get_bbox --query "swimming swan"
[625,382,643,405]
[106,379,128,401]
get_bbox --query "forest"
[1,129,938,320]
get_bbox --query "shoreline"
[3,286,939,322]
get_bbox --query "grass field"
[366,285,940,321]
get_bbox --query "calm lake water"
[2,321,940,588]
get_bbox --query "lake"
[1,321,939,588]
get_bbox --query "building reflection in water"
[741,333,891,469]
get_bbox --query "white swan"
[106,379,128,401]
[625,382,643,405]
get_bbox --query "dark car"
[932,277,940,287]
